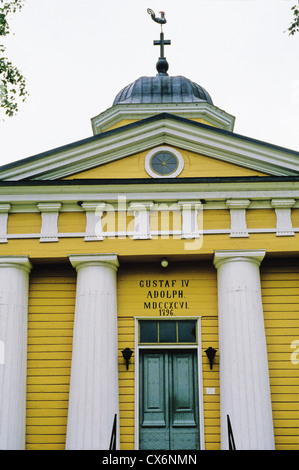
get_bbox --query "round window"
[150,152,178,176]
[145,147,184,178]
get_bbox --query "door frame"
[134,316,205,450]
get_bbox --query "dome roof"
[113,75,213,106]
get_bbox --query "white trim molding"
[213,250,275,450]
[2,115,299,181]
[0,204,11,243]
[271,198,296,236]
[37,202,61,242]
[81,202,106,241]
[177,200,203,239]
[144,146,184,179]
[226,199,250,238]
[134,316,205,451]
[91,102,236,135]
[0,256,32,449]
[66,253,120,450]
[129,201,154,239]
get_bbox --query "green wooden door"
[139,350,200,450]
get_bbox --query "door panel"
[172,353,197,426]
[142,353,167,427]
[139,352,169,449]
[139,350,200,450]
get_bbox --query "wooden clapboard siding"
[246,209,277,229]
[117,261,220,450]
[58,212,86,233]
[7,212,41,234]
[26,265,76,450]
[202,209,231,231]
[261,258,299,450]
[64,145,267,181]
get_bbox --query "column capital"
[0,255,32,273]
[69,253,119,272]
[213,249,266,269]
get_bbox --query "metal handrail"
[109,414,117,450]
[227,414,236,450]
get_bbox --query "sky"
[0,0,299,167]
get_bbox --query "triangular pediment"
[63,147,268,180]
[1,113,299,181]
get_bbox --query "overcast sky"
[0,0,299,167]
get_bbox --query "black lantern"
[121,348,133,370]
[205,347,217,370]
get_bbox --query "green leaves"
[0,55,27,117]
[0,0,28,118]
[286,2,299,36]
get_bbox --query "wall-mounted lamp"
[121,348,133,370]
[205,347,217,370]
[161,259,168,268]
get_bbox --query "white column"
[0,256,32,449]
[213,250,275,450]
[66,253,119,450]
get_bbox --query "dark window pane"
[162,164,174,175]
[159,321,176,343]
[178,321,196,343]
[140,321,158,343]
[151,152,178,176]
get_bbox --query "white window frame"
[145,146,184,178]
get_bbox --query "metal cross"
[154,32,171,59]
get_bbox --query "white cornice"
[1,115,299,181]
[1,180,299,205]
[91,102,235,134]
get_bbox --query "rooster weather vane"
[147,8,171,76]
[147,9,167,26]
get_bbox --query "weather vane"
[147,8,167,29]
[147,9,171,76]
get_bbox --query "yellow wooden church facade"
[0,24,298,451]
